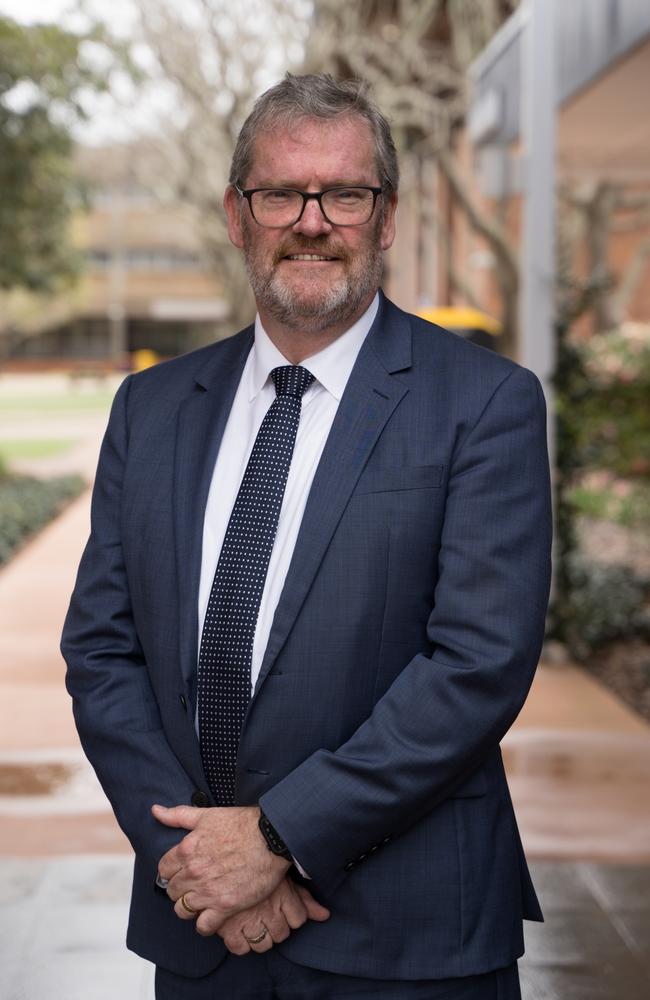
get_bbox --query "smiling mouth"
[283,253,338,261]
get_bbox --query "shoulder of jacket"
[127,326,253,397]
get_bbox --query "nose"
[292,196,332,237]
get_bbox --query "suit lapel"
[252,295,412,696]
[174,329,253,690]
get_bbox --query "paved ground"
[505,663,650,862]
[522,862,650,1000]
[0,856,154,1000]
[1,853,648,999]
[1,390,649,998]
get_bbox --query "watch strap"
[258,811,293,861]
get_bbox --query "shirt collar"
[249,293,379,402]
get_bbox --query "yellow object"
[132,349,160,371]
[417,306,501,336]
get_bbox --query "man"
[62,73,552,999]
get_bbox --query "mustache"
[273,239,349,263]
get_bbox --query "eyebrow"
[248,180,376,189]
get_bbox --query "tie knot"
[271,365,315,400]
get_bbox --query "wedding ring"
[245,928,268,944]
[180,893,197,914]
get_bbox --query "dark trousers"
[155,951,521,999]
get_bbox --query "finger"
[218,920,251,955]
[223,935,250,955]
[161,835,216,890]
[152,804,204,830]
[242,923,273,953]
[157,831,199,882]
[279,885,308,930]
[172,887,221,920]
[157,847,183,881]
[258,909,291,944]
[165,861,212,901]
[295,884,331,921]
[195,908,227,937]
[173,894,199,921]
[157,860,182,884]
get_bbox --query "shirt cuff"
[292,855,311,879]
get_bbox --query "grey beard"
[245,248,384,334]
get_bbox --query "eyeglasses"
[235,185,383,228]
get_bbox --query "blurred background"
[0,1,648,997]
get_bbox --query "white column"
[520,0,557,589]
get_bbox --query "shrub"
[550,320,650,657]
[574,322,650,476]
[550,555,650,661]
[0,473,85,565]
[569,473,650,528]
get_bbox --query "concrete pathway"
[0,856,153,1000]
[1,853,648,999]
[522,860,650,1000]
[0,488,130,855]
[506,662,650,862]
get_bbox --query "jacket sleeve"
[61,375,196,872]
[259,366,553,895]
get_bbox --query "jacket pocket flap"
[449,766,488,798]
[354,464,443,496]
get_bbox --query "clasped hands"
[153,803,330,955]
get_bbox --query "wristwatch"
[258,811,293,862]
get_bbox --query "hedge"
[0,468,86,565]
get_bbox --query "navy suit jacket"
[62,292,552,981]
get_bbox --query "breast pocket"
[353,464,444,496]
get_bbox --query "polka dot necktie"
[197,364,315,805]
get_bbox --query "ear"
[223,185,245,249]
[380,191,398,252]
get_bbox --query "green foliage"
[0,14,111,292]
[0,471,85,564]
[549,322,650,657]
[574,325,650,475]
[569,475,650,528]
[548,321,584,642]
[0,388,116,413]
[0,438,74,461]
[556,556,650,662]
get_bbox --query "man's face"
[224,116,397,333]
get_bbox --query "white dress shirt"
[190,295,378,876]
[197,292,379,698]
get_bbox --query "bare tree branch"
[559,178,650,328]
[117,0,310,331]
[306,0,521,347]
[611,231,650,322]
[436,149,519,287]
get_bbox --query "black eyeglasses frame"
[234,185,384,228]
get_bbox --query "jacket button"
[191,790,209,807]
[344,860,355,871]
[179,694,188,711]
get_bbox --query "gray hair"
[229,73,399,193]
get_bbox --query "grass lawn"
[0,439,75,461]
[0,391,116,413]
